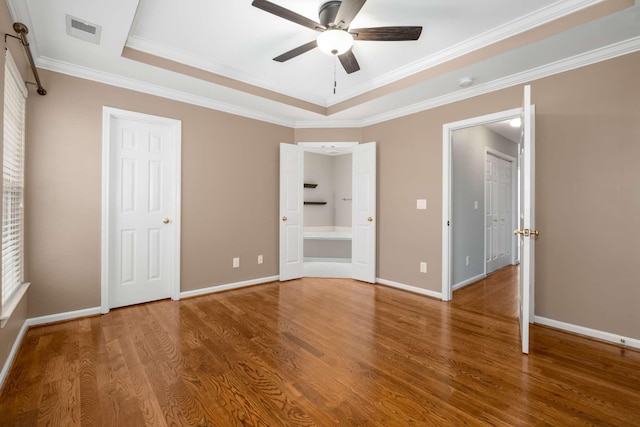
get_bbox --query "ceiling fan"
[251,0,422,74]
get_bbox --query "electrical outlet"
[465,256,470,266]
[258,255,263,264]
[233,257,240,268]
[420,262,427,273]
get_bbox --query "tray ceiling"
[6,0,640,127]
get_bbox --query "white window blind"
[2,49,27,306]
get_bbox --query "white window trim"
[1,49,28,328]
[0,282,29,328]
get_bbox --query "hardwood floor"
[452,265,519,319]
[1,271,640,425]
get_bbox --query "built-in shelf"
[304,183,324,204]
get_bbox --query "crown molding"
[296,35,640,128]
[34,56,297,128]
[327,0,607,105]
[28,35,640,130]
[126,35,327,107]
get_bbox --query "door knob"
[514,229,539,237]
[163,218,170,224]
[368,217,373,222]
[282,216,287,221]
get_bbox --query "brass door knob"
[514,229,540,237]
[368,217,373,222]
[163,218,170,224]
[282,216,287,221]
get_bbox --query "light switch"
[417,199,427,210]
[473,201,479,211]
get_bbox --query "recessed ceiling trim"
[326,0,634,115]
[327,0,615,105]
[31,36,640,129]
[126,35,328,107]
[350,35,640,128]
[122,46,327,115]
[34,56,297,128]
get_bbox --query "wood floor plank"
[2,266,640,425]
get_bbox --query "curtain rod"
[9,22,47,96]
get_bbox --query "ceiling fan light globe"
[317,29,353,56]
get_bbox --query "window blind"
[2,49,27,305]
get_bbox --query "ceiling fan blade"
[350,26,422,41]
[338,50,360,74]
[252,0,325,32]
[273,40,318,62]
[333,0,367,29]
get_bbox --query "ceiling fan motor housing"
[319,1,342,28]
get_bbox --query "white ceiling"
[6,0,640,127]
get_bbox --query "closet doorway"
[279,142,377,283]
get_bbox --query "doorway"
[101,107,182,312]
[442,107,522,302]
[279,142,377,283]
[302,148,353,278]
[442,85,536,355]
[449,120,519,292]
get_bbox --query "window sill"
[1,282,30,328]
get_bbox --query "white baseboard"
[1,306,104,390]
[0,320,29,391]
[534,316,640,350]
[376,278,442,300]
[26,307,102,327]
[180,275,279,299]
[452,273,486,291]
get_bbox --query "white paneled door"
[103,108,181,310]
[516,85,536,354]
[279,143,304,281]
[352,142,377,283]
[486,153,513,274]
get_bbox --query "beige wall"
[0,1,31,380]
[1,15,637,381]
[294,127,363,143]
[26,70,292,318]
[361,53,640,339]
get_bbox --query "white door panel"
[107,112,179,309]
[518,85,536,354]
[279,143,304,281]
[352,142,377,283]
[486,153,513,274]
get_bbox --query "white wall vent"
[65,15,102,44]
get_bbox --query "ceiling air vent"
[65,15,102,44]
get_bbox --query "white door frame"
[484,147,518,273]
[442,107,521,302]
[281,141,376,282]
[101,107,182,314]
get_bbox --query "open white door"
[279,143,304,281]
[516,85,536,354]
[352,142,377,283]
